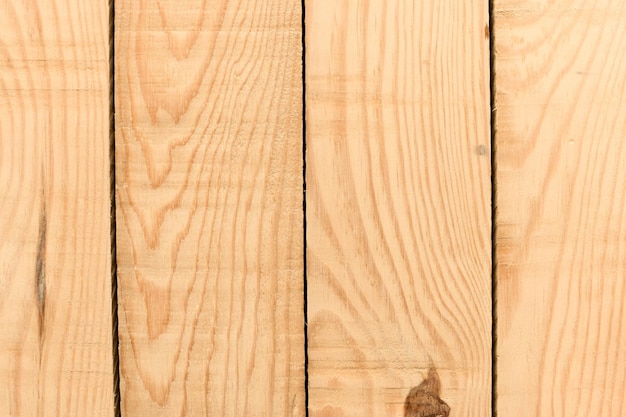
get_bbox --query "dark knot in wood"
[404,367,450,417]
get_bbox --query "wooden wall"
[0,1,624,416]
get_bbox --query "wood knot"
[404,367,450,417]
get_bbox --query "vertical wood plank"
[114,1,304,416]
[494,1,626,416]
[0,1,113,416]
[305,2,492,417]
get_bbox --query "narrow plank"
[305,2,492,417]
[0,1,113,416]
[494,1,626,416]
[114,1,304,416]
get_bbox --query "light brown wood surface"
[0,1,113,416]
[305,2,492,417]
[114,1,304,416]
[494,1,626,416]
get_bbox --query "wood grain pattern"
[305,2,492,417]
[0,1,113,416]
[114,1,304,416]
[494,1,626,416]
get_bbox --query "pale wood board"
[305,2,492,417]
[0,1,114,416]
[494,1,626,416]
[114,1,304,416]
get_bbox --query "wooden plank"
[0,1,113,416]
[494,1,626,416]
[305,2,492,417]
[114,1,304,416]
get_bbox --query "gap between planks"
[488,0,498,416]
[108,0,121,415]
[301,0,310,416]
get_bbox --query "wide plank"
[305,2,492,417]
[494,1,626,416]
[114,1,304,416]
[0,1,114,416]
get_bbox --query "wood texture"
[0,1,113,416]
[494,1,626,416]
[305,2,492,417]
[114,1,304,416]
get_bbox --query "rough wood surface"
[0,1,113,416]
[494,1,626,416]
[114,1,304,416]
[305,2,492,417]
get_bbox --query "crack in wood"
[35,195,47,339]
